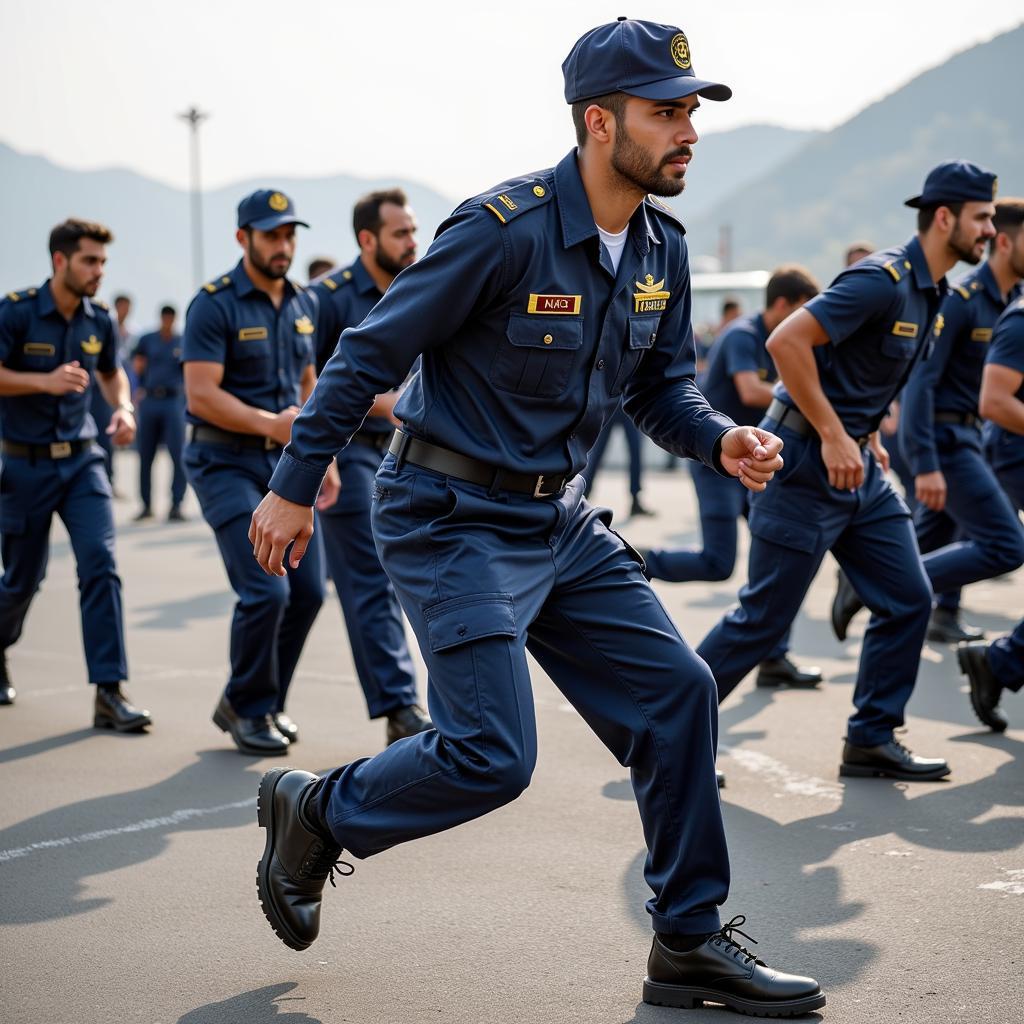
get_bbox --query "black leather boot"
[840,737,950,781]
[0,652,14,706]
[927,607,984,644]
[830,569,863,641]
[644,915,825,1016]
[256,767,351,951]
[755,656,823,688]
[94,685,151,732]
[958,641,1008,732]
[385,704,432,745]
[213,693,289,755]
[273,712,300,744]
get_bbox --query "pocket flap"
[425,593,516,652]
[628,317,660,350]
[747,508,820,554]
[506,313,583,351]
[881,334,916,360]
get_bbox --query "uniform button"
[543,334,554,345]
[596,359,605,370]
[569,432,576,440]
[533,185,546,197]
[457,625,468,637]
[650,332,657,343]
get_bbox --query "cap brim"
[904,195,923,209]
[623,76,732,102]
[245,214,310,231]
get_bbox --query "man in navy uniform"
[959,290,1024,730]
[248,19,824,1017]
[311,189,431,746]
[698,162,999,783]
[132,304,188,522]
[182,190,338,755]
[0,219,149,729]
[833,189,1023,644]
[642,264,823,690]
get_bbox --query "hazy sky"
[4,0,1022,200]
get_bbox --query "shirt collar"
[35,279,94,320]
[976,260,1005,305]
[905,235,943,293]
[351,257,382,297]
[230,259,298,302]
[554,150,657,253]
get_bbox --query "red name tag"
[527,294,582,315]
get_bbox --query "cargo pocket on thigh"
[425,593,517,652]
[747,507,820,554]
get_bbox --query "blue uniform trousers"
[582,406,643,498]
[697,426,932,746]
[309,455,728,934]
[988,437,1024,685]
[0,447,127,682]
[318,442,419,718]
[184,443,324,718]
[137,396,187,509]
[89,387,115,483]
[644,461,789,659]
[914,425,1024,599]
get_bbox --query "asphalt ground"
[1,451,1022,1024]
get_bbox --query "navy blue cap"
[237,189,310,230]
[904,160,998,209]
[563,18,731,105]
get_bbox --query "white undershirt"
[597,223,629,274]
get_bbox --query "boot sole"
[256,767,311,952]
[643,979,826,1016]
[956,647,1007,733]
[93,713,151,733]
[213,707,289,756]
[839,762,950,782]
[755,678,822,689]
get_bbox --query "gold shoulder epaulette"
[202,274,233,295]
[482,180,552,225]
[882,260,902,283]
[322,268,354,291]
[5,286,37,303]
[955,285,972,300]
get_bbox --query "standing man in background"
[91,292,136,493]
[132,304,188,522]
[183,190,337,756]
[0,219,149,730]
[311,188,431,745]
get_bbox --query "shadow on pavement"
[0,726,112,767]
[0,748,261,924]
[133,589,233,629]
[178,983,322,1024]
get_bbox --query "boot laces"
[712,915,760,966]
[301,840,354,887]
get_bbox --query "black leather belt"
[349,429,391,453]
[934,411,979,428]
[388,430,568,498]
[190,424,280,451]
[146,387,181,399]
[1,438,94,460]
[765,398,869,447]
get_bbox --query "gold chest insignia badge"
[294,316,315,335]
[81,335,103,355]
[933,314,945,338]
[633,274,671,314]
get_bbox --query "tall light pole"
[178,106,209,287]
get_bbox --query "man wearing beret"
[247,18,824,1018]
[182,190,338,756]
[699,161,999,783]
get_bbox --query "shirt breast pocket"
[230,334,272,384]
[611,316,660,395]
[491,314,583,398]
[19,342,59,371]
[880,333,917,363]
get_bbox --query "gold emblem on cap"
[670,33,691,70]
[993,177,999,200]
[268,192,288,212]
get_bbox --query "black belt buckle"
[532,474,564,498]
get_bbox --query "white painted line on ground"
[0,798,255,864]
[720,744,843,802]
[979,869,1024,895]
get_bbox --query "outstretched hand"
[718,426,784,493]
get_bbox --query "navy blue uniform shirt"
[782,236,945,439]
[700,312,773,426]
[901,261,1012,474]
[270,150,735,506]
[182,260,317,427]
[310,257,392,437]
[0,281,119,444]
[985,296,1024,453]
[133,330,184,392]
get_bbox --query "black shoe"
[643,915,825,1016]
[756,656,823,688]
[716,769,725,789]
[273,712,300,744]
[133,506,153,522]
[385,704,432,745]
[167,505,186,522]
[213,693,289,755]
[94,685,151,732]
[257,767,351,951]
[840,737,950,781]
[0,652,14,705]
[958,641,1008,733]
[630,496,655,517]
[927,607,984,644]
[830,569,863,642]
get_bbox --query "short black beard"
[374,247,413,279]
[247,240,291,280]
[949,222,984,266]
[610,124,689,198]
